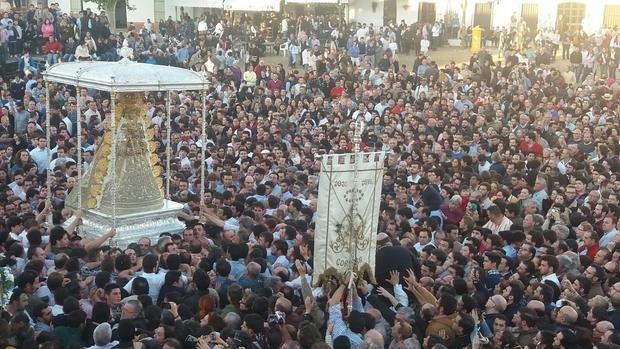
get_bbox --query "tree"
[87,0,135,11]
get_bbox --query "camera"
[267,311,285,327]
[185,335,200,343]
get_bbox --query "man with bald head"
[366,308,390,341]
[364,329,384,349]
[594,321,615,343]
[484,294,507,334]
[526,299,548,324]
[274,297,302,329]
[239,261,263,290]
[554,305,578,329]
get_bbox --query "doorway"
[115,0,128,29]
[556,2,585,33]
[418,2,436,24]
[521,3,539,32]
[604,4,620,29]
[474,2,492,29]
[383,0,397,26]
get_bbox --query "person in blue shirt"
[482,252,503,294]
[328,279,365,349]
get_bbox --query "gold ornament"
[87,198,97,209]
[152,165,162,177]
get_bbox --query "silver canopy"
[43,58,208,92]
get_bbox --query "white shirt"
[30,146,51,174]
[352,110,372,122]
[8,182,25,200]
[600,229,617,248]
[414,241,436,253]
[49,156,76,170]
[75,44,91,59]
[542,273,560,287]
[124,271,165,303]
[483,216,513,235]
[281,19,288,33]
[213,22,224,37]
[198,20,207,32]
[421,39,430,53]
[273,255,291,269]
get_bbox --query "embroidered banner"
[313,151,384,286]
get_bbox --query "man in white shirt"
[8,172,25,200]
[138,18,152,34]
[352,102,372,122]
[407,162,421,184]
[7,216,25,245]
[29,136,51,175]
[356,24,368,42]
[280,17,288,38]
[83,101,101,124]
[599,216,618,248]
[413,229,436,253]
[48,146,76,171]
[540,255,560,287]
[74,41,91,60]
[271,240,291,269]
[123,254,164,303]
[213,19,225,39]
[483,205,513,234]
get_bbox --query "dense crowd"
[0,2,620,349]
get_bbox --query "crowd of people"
[0,2,619,349]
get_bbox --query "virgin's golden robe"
[66,93,164,215]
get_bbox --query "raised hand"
[438,329,447,340]
[295,259,306,276]
[403,268,417,290]
[471,309,480,324]
[304,296,314,313]
[106,228,117,239]
[377,286,397,303]
[386,270,400,286]
[299,244,310,260]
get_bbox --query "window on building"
[474,2,492,30]
[521,3,539,32]
[604,5,620,29]
[556,2,585,33]
[418,2,436,24]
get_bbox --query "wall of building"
[491,0,520,29]
[536,1,556,29]
[347,0,383,25]
[396,0,418,24]
[583,0,605,33]
[78,0,155,25]
[163,2,206,21]
[56,0,620,33]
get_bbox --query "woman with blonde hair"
[389,319,414,349]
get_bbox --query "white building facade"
[55,0,620,34]
[346,0,620,34]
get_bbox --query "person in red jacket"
[44,36,63,66]
[266,72,283,93]
[519,131,544,157]
[329,80,344,98]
